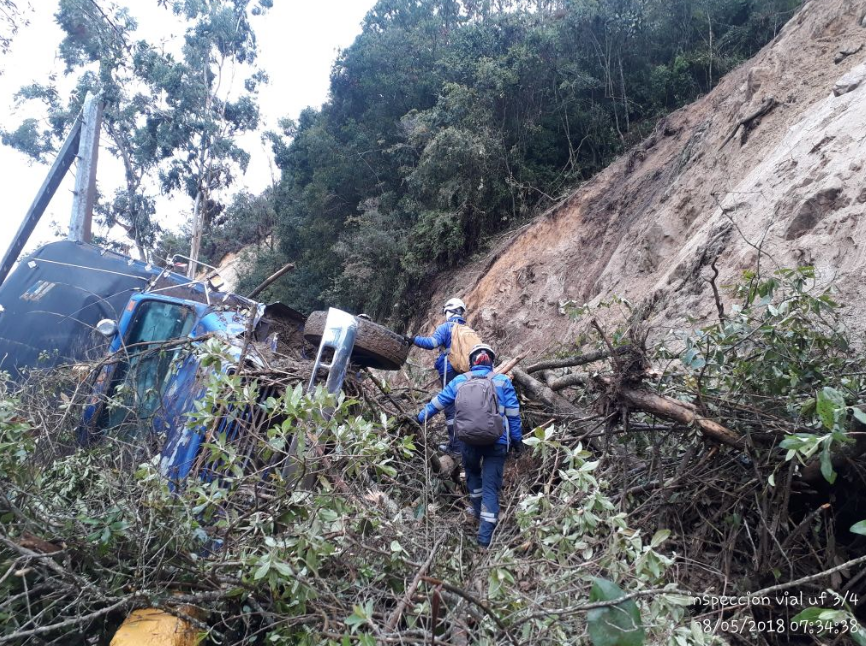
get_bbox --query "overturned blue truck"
[0,239,410,482]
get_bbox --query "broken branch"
[526,347,630,374]
[597,377,744,448]
[246,261,296,299]
[548,372,589,391]
[386,536,445,630]
[512,367,587,418]
[719,97,778,150]
[495,352,527,377]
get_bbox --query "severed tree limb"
[512,368,587,418]
[750,552,866,598]
[246,261,296,299]
[719,96,778,150]
[526,346,630,374]
[507,586,692,632]
[494,352,527,377]
[0,596,138,643]
[386,535,445,631]
[420,576,519,646]
[548,372,589,391]
[590,319,622,373]
[707,259,726,321]
[513,367,603,450]
[597,376,744,448]
[780,503,831,551]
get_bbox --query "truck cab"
[0,240,407,484]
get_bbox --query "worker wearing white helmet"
[406,297,468,452]
[406,297,467,382]
[417,342,523,547]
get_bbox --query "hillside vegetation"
[219,0,800,321]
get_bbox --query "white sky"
[0,0,377,262]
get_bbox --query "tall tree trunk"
[618,53,629,134]
[708,13,713,87]
[187,190,203,278]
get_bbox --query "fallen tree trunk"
[513,367,588,418]
[597,377,744,449]
[548,372,589,391]
[526,347,630,374]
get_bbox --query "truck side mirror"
[96,319,118,338]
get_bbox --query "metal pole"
[0,115,83,286]
[69,92,103,243]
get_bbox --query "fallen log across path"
[596,376,744,449]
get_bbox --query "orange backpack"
[448,322,483,374]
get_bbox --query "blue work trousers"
[462,443,507,547]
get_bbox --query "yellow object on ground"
[110,608,202,646]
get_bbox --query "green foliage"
[0,377,34,480]
[587,578,645,646]
[0,341,713,644]
[669,266,861,484]
[514,431,690,643]
[1,0,268,260]
[0,354,421,643]
[0,1,28,58]
[246,0,800,321]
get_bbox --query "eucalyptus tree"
[153,0,271,276]
[1,0,164,257]
[1,0,270,265]
[0,0,29,60]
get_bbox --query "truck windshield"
[101,300,195,429]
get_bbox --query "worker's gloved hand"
[403,335,414,347]
[511,441,525,456]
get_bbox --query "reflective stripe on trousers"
[461,443,507,547]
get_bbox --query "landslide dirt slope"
[419,0,866,358]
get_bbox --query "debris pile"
[4,267,865,645]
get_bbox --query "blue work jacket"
[417,365,522,447]
[412,315,465,380]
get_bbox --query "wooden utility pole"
[68,92,103,243]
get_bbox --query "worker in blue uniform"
[417,344,523,547]
[406,297,468,453]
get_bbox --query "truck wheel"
[303,311,410,371]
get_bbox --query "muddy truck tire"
[303,311,410,371]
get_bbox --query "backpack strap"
[486,373,508,449]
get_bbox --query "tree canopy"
[1,0,269,262]
[229,0,799,322]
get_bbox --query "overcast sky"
[0,0,377,262]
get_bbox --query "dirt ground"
[415,0,866,363]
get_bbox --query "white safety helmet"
[469,343,496,366]
[443,297,466,316]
